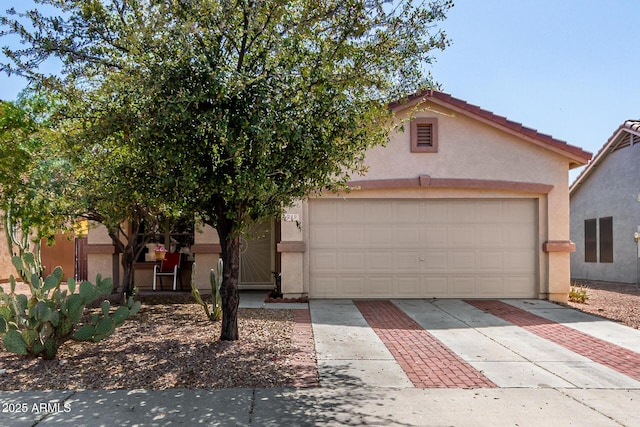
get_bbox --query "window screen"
[584,218,597,263]
[599,217,613,263]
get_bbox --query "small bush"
[569,284,589,304]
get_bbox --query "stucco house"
[570,120,640,284]
[85,90,591,302]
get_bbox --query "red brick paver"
[354,300,496,389]
[466,300,640,382]
[290,309,319,388]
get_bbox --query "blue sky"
[2,1,639,182]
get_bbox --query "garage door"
[309,199,537,298]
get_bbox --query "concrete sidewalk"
[1,297,640,426]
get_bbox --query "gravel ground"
[0,298,301,391]
[1,282,638,391]
[568,280,640,329]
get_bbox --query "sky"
[1,0,639,183]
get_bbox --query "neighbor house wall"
[570,142,640,283]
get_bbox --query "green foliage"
[191,259,223,322]
[569,284,589,304]
[1,0,452,340]
[0,252,140,359]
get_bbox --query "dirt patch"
[568,280,640,329]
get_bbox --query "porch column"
[191,224,222,291]
[277,201,306,298]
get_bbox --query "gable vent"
[411,118,438,153]
[416,124,433,147]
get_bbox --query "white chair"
[152,253,182,291]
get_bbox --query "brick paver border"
[355,300,496,389]
[290,309,319,388]
[466,300,640,382]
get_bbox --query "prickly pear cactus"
[0,252,141,359]
[191,258,223,321]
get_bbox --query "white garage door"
[309,199,537,298]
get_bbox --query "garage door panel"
[505,251,535,272]
[395,200,421,222]
[424,276,448,297]
[309,199,537,299]
[476,201,504,222]
[395,226,420,246]
[450,226,476,247]
[422,226,447,245]
[395,251,420,270]
[311,251,337,271]
[340,252,365,271]
[422,251,447,270]
[312,277,339,297]
[449,251,476,270]
[422,201,448,222]
[369,277,393,296]
[368,252,394,270]
[397,277,421,296]
[451,201,476,223]
[477,276,504,296]
[476,225,503,246]
[342,277,366,295]
[340,202,367,222]
[450,276,476,296]
[504,200,536,222]
[310,225,337,247]
[369,227,392,245]
[477,251,504,270]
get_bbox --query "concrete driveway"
[308,298,640,425]
[2,297,639,426]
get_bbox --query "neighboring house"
[570,120,640,284]
[85,90,591,302]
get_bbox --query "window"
[584,216,613,263]
[584,219,597,262]
[599,217,613,263]
[411,118,438,153]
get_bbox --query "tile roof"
[390,89,592,166]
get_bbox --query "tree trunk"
[121,250,136,296]
[218,226,240,341]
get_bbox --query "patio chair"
[152,252,183,291]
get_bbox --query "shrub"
[0,252,141,359]
[569,284,589,304]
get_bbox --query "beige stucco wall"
[279,100,576,302]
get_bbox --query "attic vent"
[411,118,438,153]
[416,124,433,147]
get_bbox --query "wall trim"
[85,244,116,254]
[277,241,307,253]
[191,243,222,254]
[348,175,554,194]
[543,240,576,253]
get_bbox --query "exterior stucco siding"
[571,142,640,283]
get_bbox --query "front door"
[239,220,274,288]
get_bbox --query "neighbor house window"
[599,216,613,263]
[411,118,438,153]
[584,219,597,263]
[584,217,613,263]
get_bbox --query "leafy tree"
[1,0,452,340]
[0,93,70,266]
